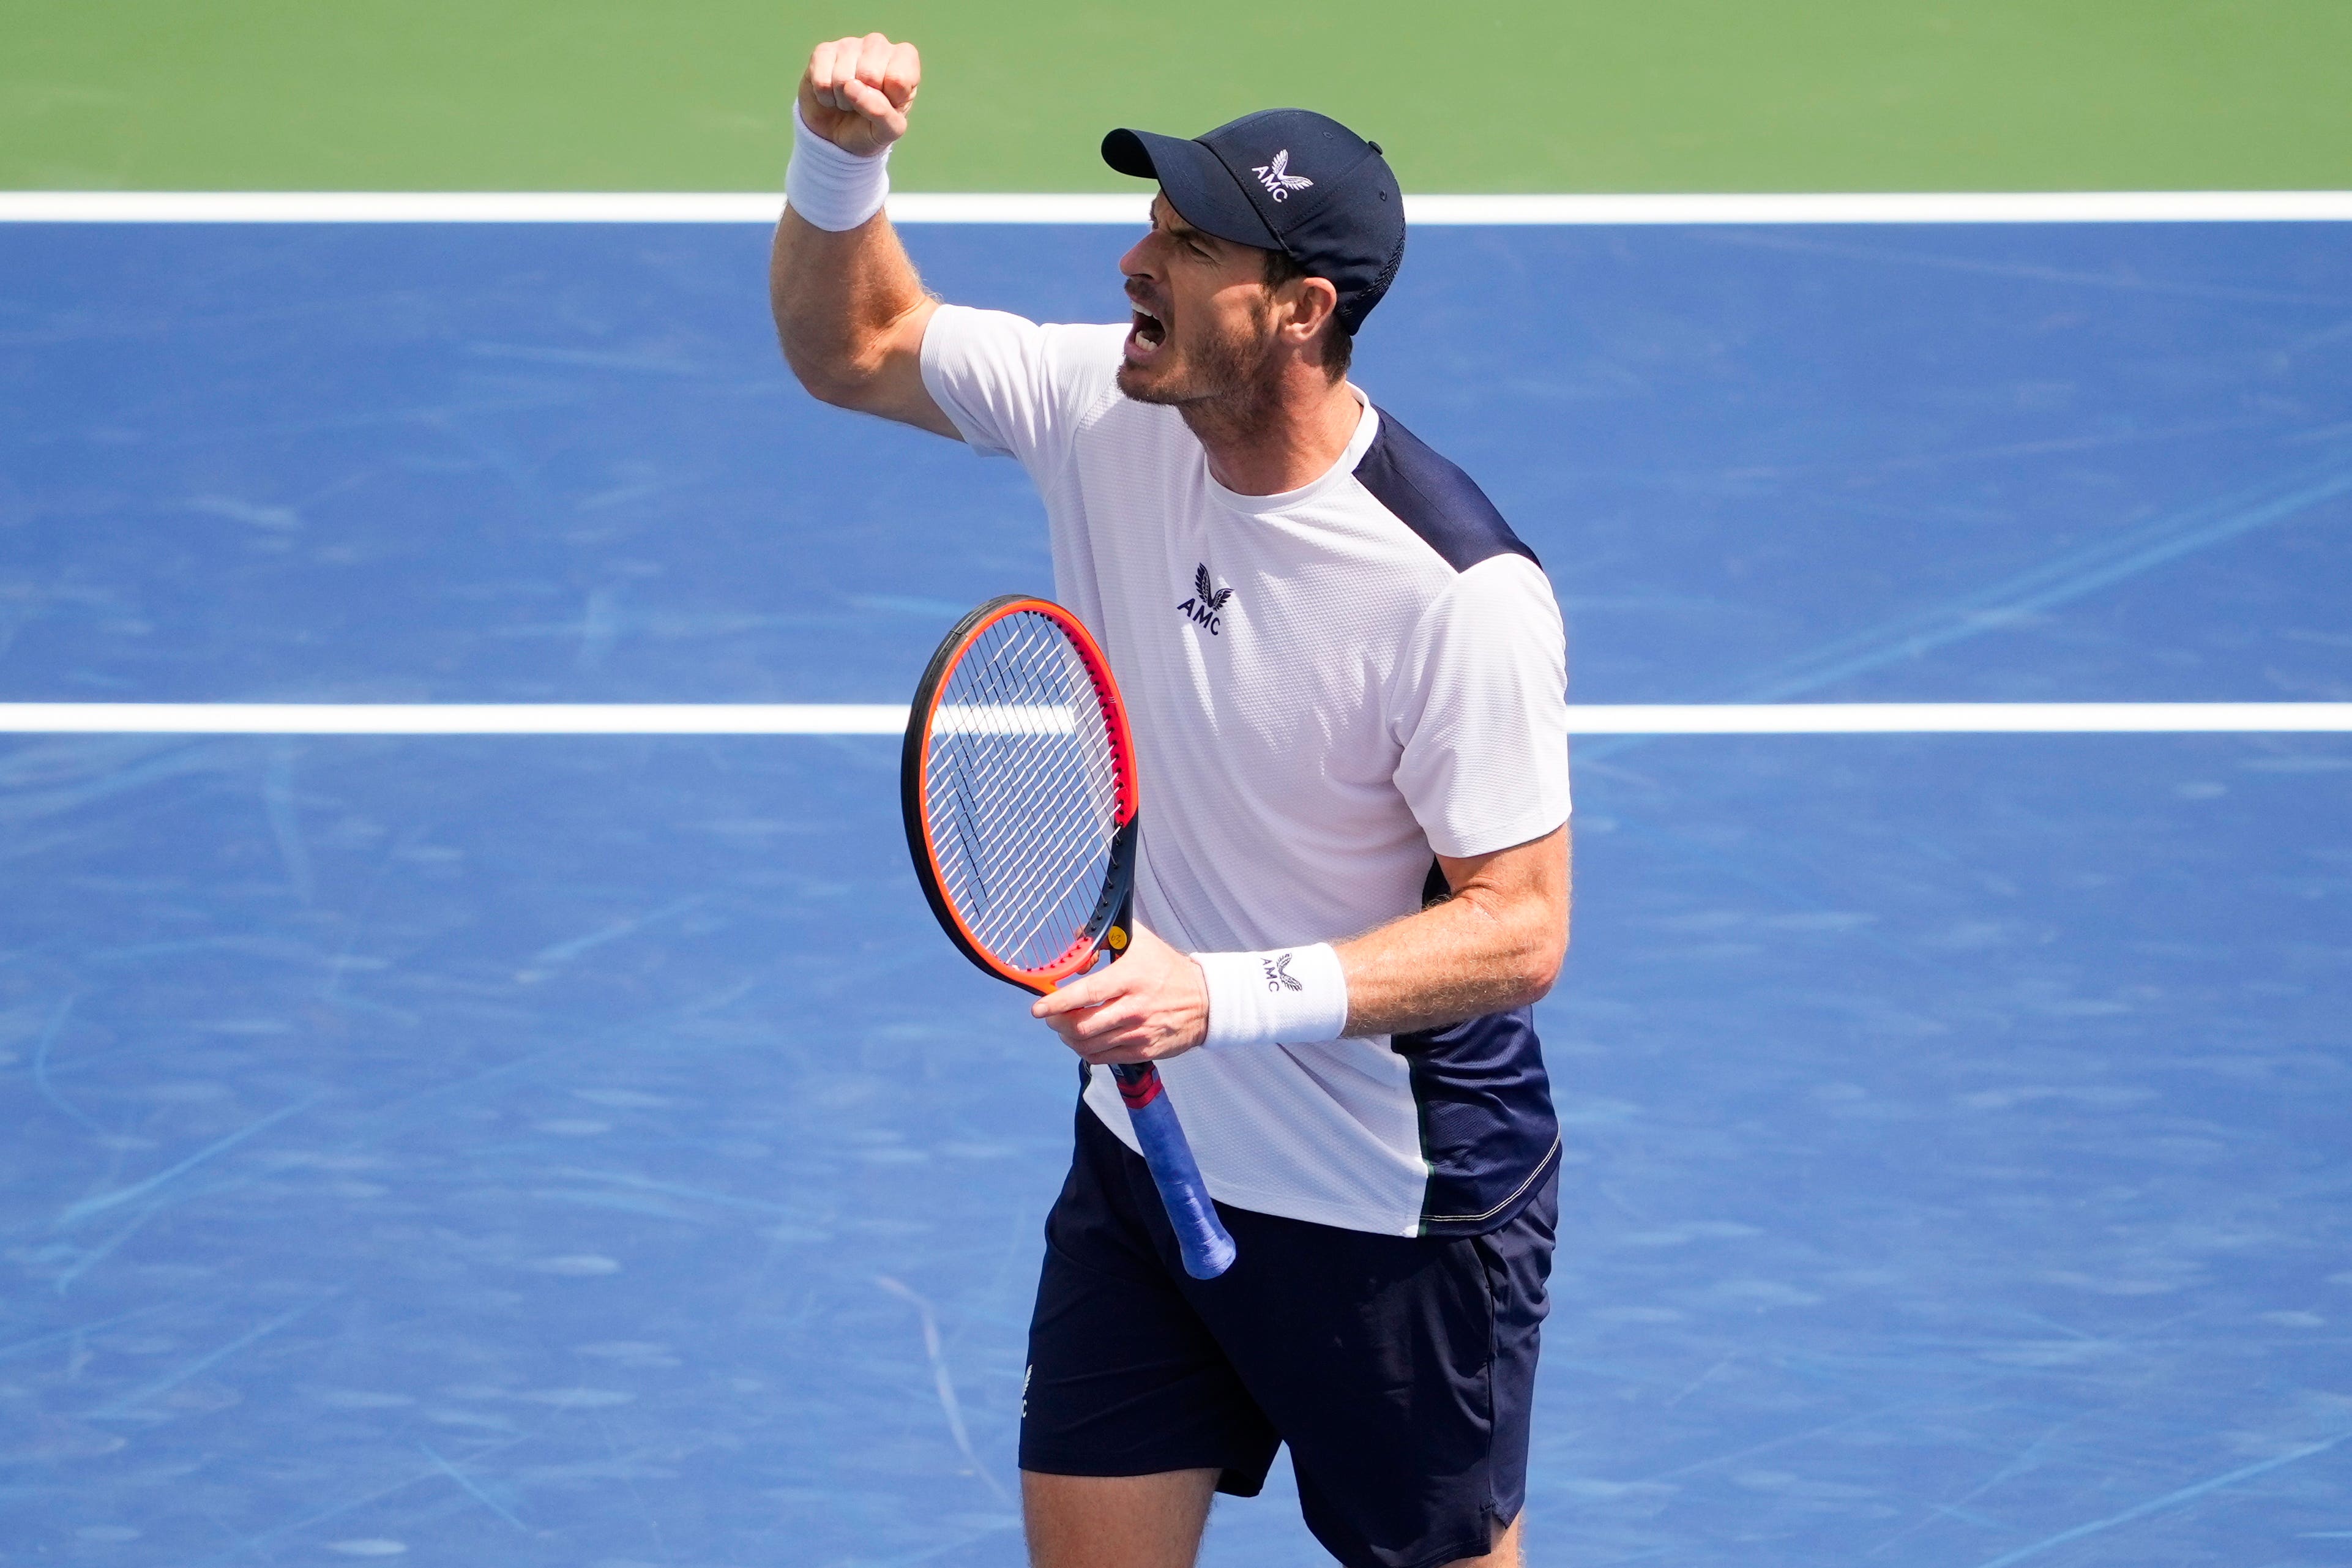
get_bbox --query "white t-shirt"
[921,305,1571,1237]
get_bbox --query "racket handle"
[1111,1064,1237,1280]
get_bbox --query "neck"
[1182,365,1363,497]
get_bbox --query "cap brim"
[1100,127,1279,249]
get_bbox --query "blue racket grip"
[1111,1064,1237,1280]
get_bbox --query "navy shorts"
[1020,1101,1558,1568]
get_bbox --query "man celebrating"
[772,33,1572,1568]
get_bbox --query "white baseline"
[1,703,2347,736]
[3,191,2351,226]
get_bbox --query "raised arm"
[769,33,957,438]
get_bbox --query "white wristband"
[1195,944,1351,1050]
[785,101,891,232]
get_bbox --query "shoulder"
[1039,319,1134,383]
[922,305,1127,384]
[1350,406,1538,574]
[919,308,1132,458]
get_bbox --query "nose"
[1118,228,1157,286]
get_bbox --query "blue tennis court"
[4,217,2349,1565]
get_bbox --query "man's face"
[1115,193,1281,406]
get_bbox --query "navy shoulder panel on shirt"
[1353,406,1539,572]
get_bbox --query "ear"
[1279,275,1340,347]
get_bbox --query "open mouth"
[1126,307,1167,360]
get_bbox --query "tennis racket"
[900,595,1237,1280]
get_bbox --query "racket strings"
[935,629,1114,962]
[922,611,1126,973]
[935,627,1086,825]
[945,620,1118,936]
[933,622,1102,875]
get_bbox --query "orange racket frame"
[900,595,1141,995]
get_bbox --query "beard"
[1116,298,1282,411]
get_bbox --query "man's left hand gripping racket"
[900,595,1238,1280]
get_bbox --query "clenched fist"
[799,33,921,157]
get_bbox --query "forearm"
[1338,829,1572,1037]
[1337,892,1562,1037]
[768,207,935,406]
[768,32,950,431]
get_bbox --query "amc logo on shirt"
[1177,563,1235,635]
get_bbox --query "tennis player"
[772,34,1572,1568]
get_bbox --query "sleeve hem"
[916,305,1010,456]
[1423,802,1572,862]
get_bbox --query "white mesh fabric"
[920,305,1570,1236]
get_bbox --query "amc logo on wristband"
[1200,944,1348,1049]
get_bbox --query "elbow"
[779,337,872,410]
[1510,957,1562,1010]
[1455,884,1569,1011]
[1509,922,1569,1009]
[770,297,881,409]
[802,371,868,412]
[775,291,933,416]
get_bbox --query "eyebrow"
[1152,198,1212,251]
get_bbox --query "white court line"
[1,703,2348,736]
[0,704,911,735]
[4,191,2351,225]
[1570,703,2352,734]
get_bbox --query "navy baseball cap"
[1101,108,1406,335]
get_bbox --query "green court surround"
[7,1,2349,193]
